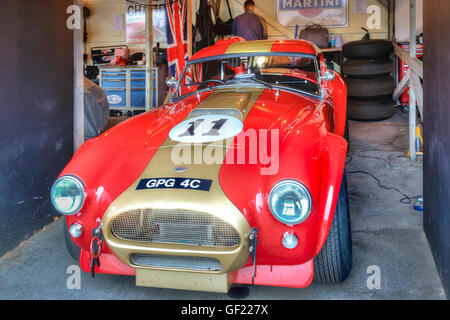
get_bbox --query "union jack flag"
[165,0,188,80]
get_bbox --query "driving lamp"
[268,180,312,225]
[51,175,86,215]
[69,223,84,238]
[282,232,299,249]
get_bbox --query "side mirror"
[166,76,177,88]
[322,70,336,82]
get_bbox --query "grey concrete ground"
[0,110,445,300]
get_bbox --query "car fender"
[219,114,347,266]
[313,132,348,256]
[328,72,348,137]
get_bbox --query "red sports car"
[51,38,350,293]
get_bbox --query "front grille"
[110,208,240,247]
[131,253,222,271]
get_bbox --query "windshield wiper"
[181,79,226,87]
[234,73,273,90]
[251,78,274,90]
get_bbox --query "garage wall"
[0,0,74,256]
[219,0,389,41]
[395,0,423,41]
[423,0,450,297]
[84,0,167,63]
[85,0,389,60]
[84,0,146,61]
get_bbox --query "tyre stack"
[342,40,395,121]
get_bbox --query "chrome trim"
[170,52,322,103]
[50,175,86,216]
[268,180,313,225]
[131,253,223,271]
[189,108,242,118]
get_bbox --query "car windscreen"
[172,54,320,100]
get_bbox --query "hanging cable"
[346,155,421,205]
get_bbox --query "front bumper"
[79,250,315,292]
[102,201,252,275]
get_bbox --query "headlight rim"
[51,174,86,216]
[268,179,312,226]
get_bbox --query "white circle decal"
[107,95,122,104]
[169,115,244,143]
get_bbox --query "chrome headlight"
[51,175,85,215]
[268,180,312,225]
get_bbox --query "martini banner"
[276,0,349,27]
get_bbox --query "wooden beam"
[74,0,84,151]
[388,0,395,40]
[410,70,423,118]
[393,71,410,101]
[394,43,423,78]
[410,0,417,61]
[376,0,389,11]
[145,0,153,111]
[232,0,295,38]
[409,0,417,162]
[187,0,192,58]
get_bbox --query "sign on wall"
[276,0,349,27]
[126,2,167,44]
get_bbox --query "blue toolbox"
[99,66,158,116]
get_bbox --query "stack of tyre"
[343,40,395,121]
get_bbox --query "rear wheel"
[344,116,350,143]
[63,217,81,261]
[314,173,352,283]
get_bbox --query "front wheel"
[313,172,352,283]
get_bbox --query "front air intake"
[110,208,241,247]
[131,253,223,271]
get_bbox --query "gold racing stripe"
[102,88,265,278]
[225,40,275,55]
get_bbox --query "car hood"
[64,87,321,218]
[97,87,321,270]
[144,87,320,150]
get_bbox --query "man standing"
[232,0,267,41]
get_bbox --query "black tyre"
[63,217,81,261]
[343,40,394,60]
[344,116,350,153]
[314,172,352,283]
[348,98,395,121]
[346,76,394,100]
[344,116,349,143]
[343,58,393,78]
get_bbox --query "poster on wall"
[276,0,349,27]
[126,1,167,44]
[353,0,368,14]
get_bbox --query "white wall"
[84,0,391,59]
[219,0,389,42]
[84,0,131,48]
[395,0,423,42]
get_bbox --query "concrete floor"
[0,110,445,300]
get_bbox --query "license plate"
[136,178,212,191]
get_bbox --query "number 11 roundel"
[169,115,244,143]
